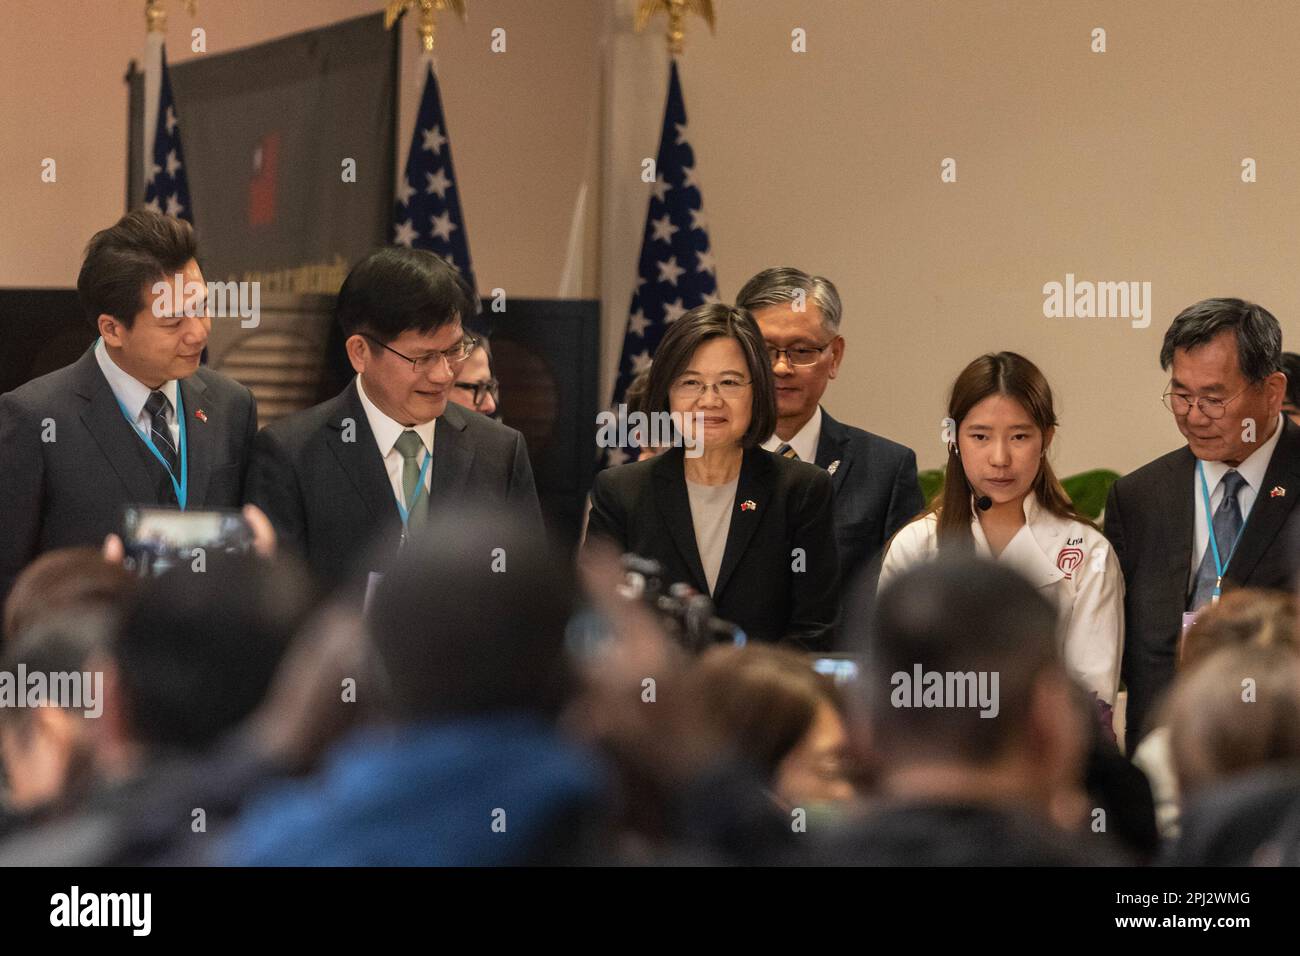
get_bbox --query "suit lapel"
[1226,417,1300,583]
[325,381,396,521]
[1162,448,1197,605]
[713,448,773,600]
[74,350,163,504]
[653,447,709,592]
[813,408,853,490]
[177,373,213,505]
[429,402,475,505]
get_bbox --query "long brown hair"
[932,352,1091,550]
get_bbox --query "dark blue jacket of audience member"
[222,715,608,866]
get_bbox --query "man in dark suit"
[1105,298,1300,753]
[736,268,923,590]
[246,247,543,591]
[0,210,258,603]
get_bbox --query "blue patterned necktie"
[1190,469,1247,610]
[775,443,799,461]
[144,389,179,475]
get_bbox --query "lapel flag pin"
[740,500,757,512]
[827,459,841,476]
[1271,485,1286,498]
[194,409,208,423]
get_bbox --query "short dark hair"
[368,509,574,722]
[1160,298,1283,383]
[643,303,777,447]
[1282,353,1300,408]
[114,554,314,752]
[850,557,1061,765]
[76,209,197,329]
[336,246,475,343]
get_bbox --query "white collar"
[762,405,822,463]
[969,493,1072,589]
[93,337,179,422]
[356,375,436,457]
[1198,412,1285,496]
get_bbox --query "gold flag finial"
[384,0,468,55]
[635,0,715,56]
[145,0,197,35]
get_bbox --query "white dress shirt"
[94,337,180,451]
[356,375,436,508]
[1189,412,1284,590]
[762,405,822,463]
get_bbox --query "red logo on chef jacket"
[1056,547,1084,579]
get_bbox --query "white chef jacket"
[879,494,1124,704]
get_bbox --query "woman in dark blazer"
[587,304,839,649]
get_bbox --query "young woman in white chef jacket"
[879,352,1124,727]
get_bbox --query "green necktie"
[394,429,429,530]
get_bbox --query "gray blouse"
[685,477,739,595]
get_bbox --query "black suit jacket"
[586,445,840,649]
[1105,416,1300,752]
[0,347,258,602]
[245,379,544,590]
[814,409,924,591]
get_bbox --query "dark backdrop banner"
[127,12,398,288]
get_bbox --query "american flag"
[393,62,479,314]
[143,47,193,224]
[605,61,718,466]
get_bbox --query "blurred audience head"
[623,368,664,461]
[3,547,137,645]
[1180,588,1299,672]
[1165,642,1300,797]
[849,558,1086,812]
[0,612,111,813]
[689,645,856,811]
[102,553,314,773]
[368,509,575,723]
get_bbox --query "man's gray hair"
[1160,298,1282,383]
[735,267,843,335]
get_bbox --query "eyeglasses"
[1162,385,1251,420]
[670,376,752,399]
[361,332,477,373]
[767,341,833,368]
[454,377,500,409]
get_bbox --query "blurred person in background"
[0,552,313,865]
[449,337,500,420]
[223,511,610,866]
[827,558,1118,865]
[689,644,859,815]
[0,612,112,839]
[1130,589,1299,839]
[1163,641,1300,865]
[2,547,138,646]
[1281,351,1300,425]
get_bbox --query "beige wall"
[7,0,1300,479]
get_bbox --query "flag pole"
[142,2,196,195]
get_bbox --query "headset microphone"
[976,495,993,511]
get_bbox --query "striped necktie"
[144,389,179,475]
[775,442,799,461]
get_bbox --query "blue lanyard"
[115,385,188,511]
[1197,460,1247,603]
[394,450,432,537]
